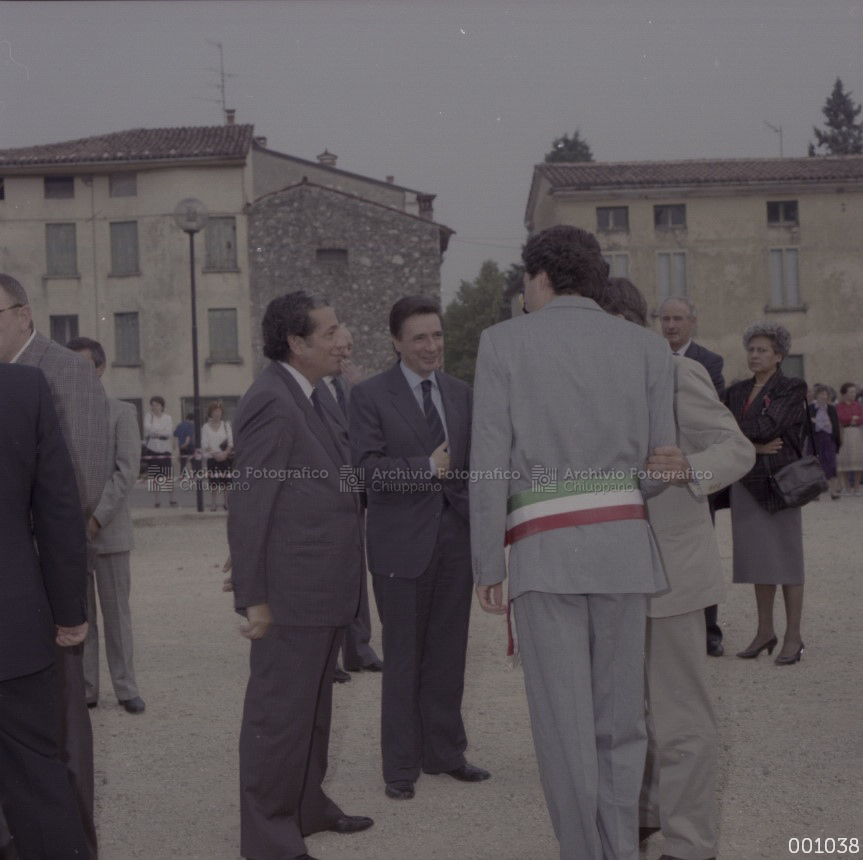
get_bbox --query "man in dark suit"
[0,273,108,859]
[228,293,373,860]
[659,295,727,658]
[350,296,489,801]
[0,364,90,860]
[316,325,383,682]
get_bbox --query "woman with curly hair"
[724,322,808,665]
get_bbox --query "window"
[769,248,800,307]
[50,315,79,345]
[208,308,239,361]
[602,253,629,278]
[114,312,141,364]
[110,173,137,197]
[767,200,798,226]
[45,223,78,276]
[204,217,238,270]
[0,178,5,200]
[654,204,686,228]
[44,176,75,199]
[110,221,140,275]
[783,354,805,380]
[656,252,687,300]
[596,207,628,231]
[316,248,348,266]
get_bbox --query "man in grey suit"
[605,279,754,860]
[68,338,145,715]
[228,292,373,860]
[316,325,383,682]
[0,273,109,860]
[659,296,727,657]
[470,227,675,860]
[350,296,489,800]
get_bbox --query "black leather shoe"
[333,666,351,683]
[639,826,660,843]
[119,696,146,714]
[363,660,383,672]
[706,640,725,657]
[433,762,490,782]
[385,780,415,799]
[326,814,373,834]
[86,700,98,709]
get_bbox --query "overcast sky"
[1,0,860,303]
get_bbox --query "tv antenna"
[194,40,237,119]
[763,121,783,158]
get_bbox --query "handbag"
[768,400,828,507]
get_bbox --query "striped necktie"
[421,379,446,448]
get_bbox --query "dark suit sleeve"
[31,373,88,628]
[738,378,807,444]
[707,354,725,399]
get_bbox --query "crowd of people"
[0,221,856,860]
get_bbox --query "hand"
[431,441,450,477]
[646,445,692,485]
[222,555,233,592]
[754,438,783,455]
[214,451,227,462]
[476,583,506,615]
[852,415,859,425]
[240,603,273,640]
[340,358,364,387]
[87,516,101,540]
[56,622,88,647]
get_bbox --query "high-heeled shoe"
[774,642,804,665]
[736,636,778,659]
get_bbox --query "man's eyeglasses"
[0,303,23,315]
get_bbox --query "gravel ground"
[88,486,863,859]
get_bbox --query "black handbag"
[768,401,828,507]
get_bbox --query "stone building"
[525,156,863,386]
[0,120,452,426]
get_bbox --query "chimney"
[254,136,268,148]
[316,149,337,167]
[386,175,395,184]
[417,193,435,220]
[225,109,236,126]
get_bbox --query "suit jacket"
[808,402,841,451]
[0,365,88,682]
[470,295,676,597]
[350,362,472,579]
[16,331,110,518]
[724,371,808,513]
[684,341,725,397]
[646,357,755,618]
[92,398,141,555]
[228,362,364,627]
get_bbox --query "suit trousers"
[640,610,718,860]
[372,504,472,783]
[341,566,377,671]
[239,625,344,860]
[514,591,647,860]
[0,664,89,859]
[83,553,139,702]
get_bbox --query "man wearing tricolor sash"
[470,225,675,860]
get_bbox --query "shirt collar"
[280,361,315,400]
[9,328,36,364]
[400,361,436,392]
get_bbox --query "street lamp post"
[173,198,209,513]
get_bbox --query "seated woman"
[809,384,842,499]
[724,321,807,665]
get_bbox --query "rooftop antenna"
[194,40,237,120]
[763,120,783,158]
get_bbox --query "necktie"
[310,388,327,422]
[421,379,446,448]
[332,377,348,418]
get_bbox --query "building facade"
[525,156,863,386]
[0,122,452,427]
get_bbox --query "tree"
[443,261,510,384]
[809,78,863,156]
[544,129,594,163]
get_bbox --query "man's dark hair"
[0,273,29,306]
[66,336,107,368]
[600,278,648,327]
[522,225,609,302]
[389,295,441,339]
[262,291,330,362]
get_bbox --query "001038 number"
[788,837,859,855]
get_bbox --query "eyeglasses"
[0,303,23,315]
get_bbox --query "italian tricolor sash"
[505,479,646,545]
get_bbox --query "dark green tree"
[809,78,863,155]
[443,260,510,384]
[544,129,594,163]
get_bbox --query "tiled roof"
[0,125,254,167]
[536,156,863,190]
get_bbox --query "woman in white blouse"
[201,400,234,511]
[143,395,177,507]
